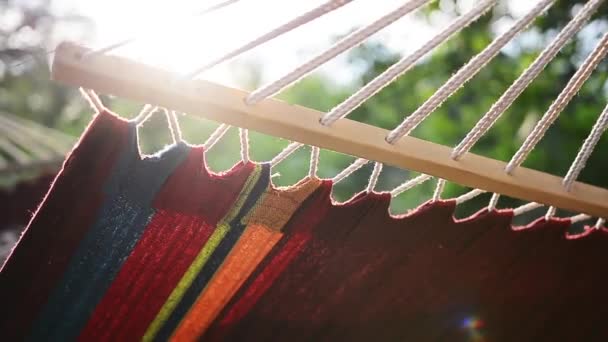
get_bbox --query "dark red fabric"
[206,191,608,342]
[79,147,255,342]
[0,111,131,340]
[205,180,335,340]
[0,173,56,229]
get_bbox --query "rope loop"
[309,146,320,178]
[239,128,250,163]
[365,162,383,193]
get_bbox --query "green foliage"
[2,0,608,222]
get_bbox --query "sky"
[48,0,545,89]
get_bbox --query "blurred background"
[1,0,607,262]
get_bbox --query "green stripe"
[143,165,261,341]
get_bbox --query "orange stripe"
[171,224,282,341]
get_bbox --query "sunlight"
[81,0,331,86]
[64,0,436,88]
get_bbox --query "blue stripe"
[29,128,190,342]
[153,163,270,342]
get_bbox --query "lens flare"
[462,315,485,341]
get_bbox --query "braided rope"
[309,146,320,178]
[132,104,154,124]
[432,178,446,201]
[386,0,553,143]
[239,128,250,163]
[189,0,354,80]
[544,205,557,220]
[270,141,304,166]
[131,0,344,157]
[487,192,500,211]
[483,31,608,216]
[165,109,183,143]
[321,0,496,126]
[313,0,494,193]
[203,124,231,150]
[569,213,592,224]
[563,102,608,191]
[390,173,433,197]
[454,188,486,205]
[79,88,104,113]
[506,31,608,173]
[535,101,606,218]
[512,202,542,216]
[366,161,383,193]
[332,158,369,183]
[451,0,603,160]
[81,0,242,60]
[245,0,429,104]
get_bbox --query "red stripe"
[79,148,254,341]
[204,181,333,340]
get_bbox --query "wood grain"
[51,42,608,217]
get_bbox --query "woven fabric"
[0,110,131,340]
[29,127,190,341]
[205,195,608,342]
[2,112,608,342]
[204,180,335,340]
[78,147,255,341]
[144,163,270,341]
[171,177,322,340]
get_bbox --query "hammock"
[2,0,608,341]
[0,112,75,261]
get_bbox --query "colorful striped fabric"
[79,147,254,341]
[0,110,132,340]
[205,197,608,342]
[145,162,270,341]
[29,128,189,341]
[2,110,608,342]
[171,177,322,339]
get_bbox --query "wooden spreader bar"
[52,42,608,218]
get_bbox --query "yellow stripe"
[143,165,261,341]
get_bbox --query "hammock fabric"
[0,173,55,229]
[1,110,608,342]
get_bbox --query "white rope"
[487,192,500,211]
[365,161,383,193]
[132,104,154,123]
[245,0,430,104]
[332,158,369,183]
[320,0,496,126]
[79,88,104,113]
[165,110,183,143]
[187,1,351,165]
[239,128,250,163]
[81,0,242,60]
[203,124,231,150]
[451,0,603,160]
[309,146,320,178]
[432,178,446,201]
[544,206,557,220]
[385,0,553,143]
[512,202,542,216]
[506,31,608,173]
[562,102,608,191]
[569,213,592,224]
[188,0,354,80]
[270,141,304,166]
[483,30,608,220]
[595,218,606,229]
[454,188,486,205]
[390,173,433,197]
